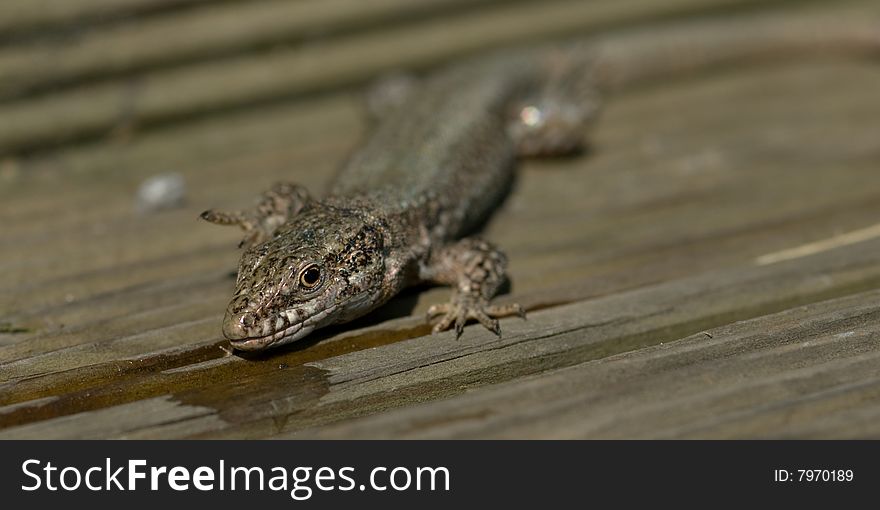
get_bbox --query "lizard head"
[221,205,387,350]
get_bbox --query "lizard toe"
[485,302,527,320]
[428,297,522,338]
[471,308,501,336]
[426,303,451,320]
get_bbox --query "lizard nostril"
[222,311,252,340]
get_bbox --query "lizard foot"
[426,298,525,339]
[201,182,311,249]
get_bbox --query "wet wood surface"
[1,0,880,438]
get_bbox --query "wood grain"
[0,0,806,155]
[1,0,879,438]
[294,289,880,439]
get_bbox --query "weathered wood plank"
[1,3,879,439]
[2,233,880,438]
[3,58,879,367]
[0,0,836,156]
[0,0,514,98]
[291,290,880,439]
[0,396,224,440]
[0,0,214,39]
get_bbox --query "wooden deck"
[2,0,880,439]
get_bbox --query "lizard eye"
[299,264,322,289]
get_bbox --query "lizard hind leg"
[201,182,311,249]
[509,45,603,157]
[509,90,602,158]
[421,238,526,339]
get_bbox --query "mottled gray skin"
[202,45,599,350]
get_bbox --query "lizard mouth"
[228,321,312,351]
[228,304,339,351]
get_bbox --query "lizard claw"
[426,298,525,339]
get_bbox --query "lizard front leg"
[421,238,525,338]
[201,182,311,249]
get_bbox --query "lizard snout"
[221,293,267,341]
[221,310,252,340]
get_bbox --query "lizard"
[201,9,879,351]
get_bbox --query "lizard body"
[203,11,878,351]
